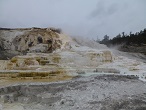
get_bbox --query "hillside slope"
[0,28,113,80]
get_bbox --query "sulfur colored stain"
[0,72,72,86]
[52,56,61,63]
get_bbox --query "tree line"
[99,28,146,47]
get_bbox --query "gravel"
[0,74,146,110]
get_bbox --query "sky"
[0,0,146,40]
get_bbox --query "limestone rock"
[0,28,70,53]
[0,27,115,79]
[29,44,48,53]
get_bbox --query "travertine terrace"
[0,28,146,110]
[0,28,113,80]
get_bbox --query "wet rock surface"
[0,75,146,110]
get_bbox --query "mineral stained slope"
[0,28,113,80]
[0,28,146,110]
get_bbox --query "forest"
[100,28,146,47]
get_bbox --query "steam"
[0,0,146,39]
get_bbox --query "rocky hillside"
[119,45,146,54]
[0,28,146,110]
[0,27,71,54]
[0,27,113,80]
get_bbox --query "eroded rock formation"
[0,28,69,53]
[0,27,113,80]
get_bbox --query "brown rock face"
[0,28,64,53]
